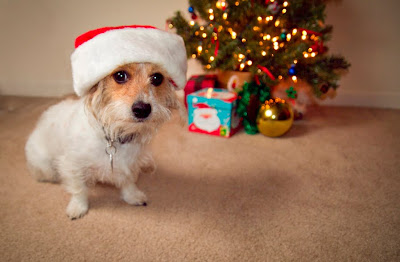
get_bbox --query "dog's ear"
[84,81,107,118]
[88,83,99,95]
[166,81,187,127]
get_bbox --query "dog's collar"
[102,127,135,173]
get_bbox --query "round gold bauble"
[256,98,294,137]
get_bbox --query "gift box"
[187,88,241,138]
[184,74,219,108]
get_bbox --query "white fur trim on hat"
[71,25,187,96]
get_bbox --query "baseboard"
[319,89,400,109]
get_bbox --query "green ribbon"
[237,81,271,134]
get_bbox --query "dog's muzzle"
[131,101,151,120]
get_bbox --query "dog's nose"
[131,101,151,120]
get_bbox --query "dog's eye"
[113,71,129,84]
[150,73,164,86]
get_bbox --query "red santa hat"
[71,25,187,96]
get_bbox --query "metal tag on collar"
[105,139,116,172]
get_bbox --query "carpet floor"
[0,95,399,261]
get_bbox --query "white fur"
[25,98,156,219]
[71,28,188,96]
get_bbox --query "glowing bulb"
[191,54,196,58]
[209,9,213,13]
[189,21,195,26]
[278,75,283,80]
[311,52,316,57]
[302,30,307,36]
[265,109,272,117]
[231,31,237,39]
[210,56,215,61]
[259,41,263,46]
[235,1,239,6]
[283,1,288,7]
[247,60,253,66]
[202,33,207,38]
[238,54,245,59]
[292,76,297,82]
[274,45,279,50]
[275,20,280,27]
[168,24,173,29]
[257,16,262,22]
[242,38,246,43]
[200,26,204,30]
[253,26,260,31]
[206,64,211,69]
[294,59,298,64]
[240,63,245,70]
[292,28,297,35]
[262,51,267,56]
[301,35,307,40]
[197,46,203,53]
[272,36,278,42]
[206,88,213,98]
[223,13,228,19]
[286,34,291,41]
[304,53,309,58]
[282,9,287,14]
[209,14,214,20]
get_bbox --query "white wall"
[1,0,399,109]
[0,0,189,96]
[322,0,400,108]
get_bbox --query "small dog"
[25,63,183,219]
[25,25,187,219]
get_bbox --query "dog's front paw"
[66,197,89,220]
[121,185,148,206]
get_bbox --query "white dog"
[25,26,187,219]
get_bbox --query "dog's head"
[84,62,183,144]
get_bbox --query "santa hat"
[71,25,187,96]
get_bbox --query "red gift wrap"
[184,74,219,107]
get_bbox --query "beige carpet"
[1,95,399,261]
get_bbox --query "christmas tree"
[169,0,349,95]
[169,0,350,133]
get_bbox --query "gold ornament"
[256,98,294,137]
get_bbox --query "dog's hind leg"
[25,136,59,183]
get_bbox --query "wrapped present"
[184,74,219,108]
[187,88,241,138]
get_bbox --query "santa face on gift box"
[193,103,221,133]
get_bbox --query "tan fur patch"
[83,63,183,143]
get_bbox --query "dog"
[25,25,187,219]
